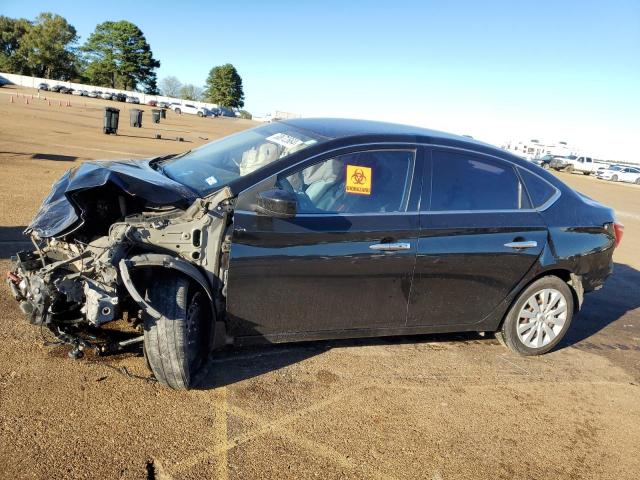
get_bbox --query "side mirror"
[255,189,297,218]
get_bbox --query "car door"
[407,148,551,328]
[226,147,423,338]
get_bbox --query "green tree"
[82,21,160,92]
[203,63,244,108]
[180,83,202,101]
[0,16,31,74]
[159,75,182,97]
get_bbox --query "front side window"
[431,151,530,211]
[161,123,327,195]
[280,150,414,214]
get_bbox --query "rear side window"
[431,151,530,211]
[518,168,558,208]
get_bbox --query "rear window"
[431,151,530,211]
[518,168,558,208]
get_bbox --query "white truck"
[551,155,600,175]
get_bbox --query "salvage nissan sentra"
[6,118,623,389]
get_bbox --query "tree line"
[0,12,245,108]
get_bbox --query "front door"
[407,148,548,327]
[226,148,422,338]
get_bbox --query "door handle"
[504,240,538,249]
[369,242,411,252]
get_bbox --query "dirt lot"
[0,85,639,480]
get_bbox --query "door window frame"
[235,143,425,216]
[421,146,561,214]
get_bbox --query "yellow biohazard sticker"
[346,165,372,195]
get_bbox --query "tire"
[583,171,591,175]
[542,163,550,170]
[175,108,181,114]
[566,165,574,173]
[143,272,213,389]
[635,178,640,185]
[496,276,574,356]
[197,111,203,117]
[611,175,618,182]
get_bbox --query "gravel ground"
[0,85,638,479]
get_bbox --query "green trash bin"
[160,108,167,119]
[129,108,143,128]
[151,109,161,124]
[103,107,120,134]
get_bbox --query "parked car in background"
[112,93,126,102]
[101,92,113,100]
[88,91,102,98]
[147,100,157,106]
[37,83,49,91]
[599,165,640,184]
[71,89,83,96]
[60,87,72,94]
[596,165,623,179]
[126,96,140,104]
[50,85,63,93]
[173,103,207,116]
[534,154,560,169]
[157,101,170,108]
[6,119,622,389]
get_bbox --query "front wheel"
[143,272,213,389]
[197,111,203,117]
[635,178,640,185]
[566,165,574,173]
[611,174,618,182]
[495,276,574,356]
[542,163,550,170]
[175,108,181,114]
[583,171,591,175]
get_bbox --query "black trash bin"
[151,109,161,124]
[160,108,166,119]
[103,107,120,134]
[129,108,143,128]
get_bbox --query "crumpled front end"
[7,181,233,359]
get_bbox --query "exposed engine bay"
[7,184,233,360]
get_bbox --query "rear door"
[226,146,423,338]
[407,149,552,328]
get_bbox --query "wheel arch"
[495,267,583,333]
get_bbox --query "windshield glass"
[162,123,327,195]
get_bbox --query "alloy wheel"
[516,288,567,349]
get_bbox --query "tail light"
[613,222,624,248]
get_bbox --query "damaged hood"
[28,158,198,238]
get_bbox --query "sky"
[2,0,640,162]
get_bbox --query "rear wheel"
[611,174,618,182]
[566,165,574,173]
[635,178,640,185]
[143,272,213,389]
[496,276,574,356]
[197,111,203,117]
[583,171,591,175]
[542,163,550,170]
[175,108,181,114]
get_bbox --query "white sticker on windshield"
[266,133,304,149]
[205,175,218,186]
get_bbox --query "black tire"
[611,174,618,182]
[566,165,574,173]
[175,108,181,115]
[583,171,591,175]
[197,111,203,117]
[635,178,640,185]
[496,276,574,356]
[143,272,213,389]
[542,163,550,170]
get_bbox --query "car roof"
[280,117,491,147]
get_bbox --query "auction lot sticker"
[346,165,372,195]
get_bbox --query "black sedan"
[7,119,622,389]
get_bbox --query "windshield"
[161,123,327,195]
